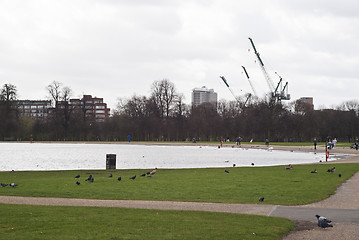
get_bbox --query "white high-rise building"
[192,86,217,107]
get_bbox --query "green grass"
[1,164,357,239]
[0,204,294,240]
[1,163,358,205]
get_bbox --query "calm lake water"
[0,142,338,171]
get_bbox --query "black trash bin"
[106,154,116,169]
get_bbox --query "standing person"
[265,138,269,147]
[313,138,317,150]
[332,138,337,148]
[128,135,131,143]
[355,138,359,151]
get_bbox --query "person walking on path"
[265,138,269,147]
[313,138,317,150]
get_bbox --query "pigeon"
[147,168,157,177]
[85,175,93,181]
[76,181,81,185]
[10,183,18,188]
[285,164,293,170]
[251,163,254,166]
[90,177,94,183]
[108,173,113,178]
[1,183,8,187]
[117,177,122,181]
[311,169,318,173]
[140,173,146,177]
[225,169,229,173]
[339,173,342,178]
[315,215,333,228]
[259,196,264,202]
[129,175,136,180]
[74,175,80,179]
[146,171,151,175]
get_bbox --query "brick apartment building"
[16,95,110,122]
[16,100,52,120]
[69,95,110,122]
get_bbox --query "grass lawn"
[1,164,358,239]
[1,163,358,205]
[0,204,294,240]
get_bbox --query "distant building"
[16,100,51,120]
[16,95,110,122]
[192,86,218,107]
[296,97,314,111]
[70,95,110,122]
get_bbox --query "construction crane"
[241,66,258,97]
[274,72,290,101]
[220,76,241,103]
[248,37,290,102]
[220,76,251,107]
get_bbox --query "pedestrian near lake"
[313,138,317,150]
[265,138,269,147]
[332,138,337,148]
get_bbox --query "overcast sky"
[1,0,358,110]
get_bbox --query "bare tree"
[151,79,177,118]
[0,83,17,102]
[46,81,73,139]
[47,81,62,107]
[0,83,18,138]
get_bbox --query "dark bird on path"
[259,196,264,202]
[224,169,229,173]
[10,183,18,188]
[339,173,342,178]
[1,183,8,187]
[108,174,113,178]
[315,215,333,228]
[117,177,122,181]
[129,175,136,180]
[141,173,146,177]
[251,163,254,166]
[74,175,80,179]
[76,181,81,185]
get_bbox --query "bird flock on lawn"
[73,168,158,185]
[223,163,343,204]
[0,183,18,188]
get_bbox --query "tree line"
[1,80,359,143]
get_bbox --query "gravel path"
[1,145,359,239]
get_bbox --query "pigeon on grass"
[315,215,333,228]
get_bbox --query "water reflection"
[0,143,335,171]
